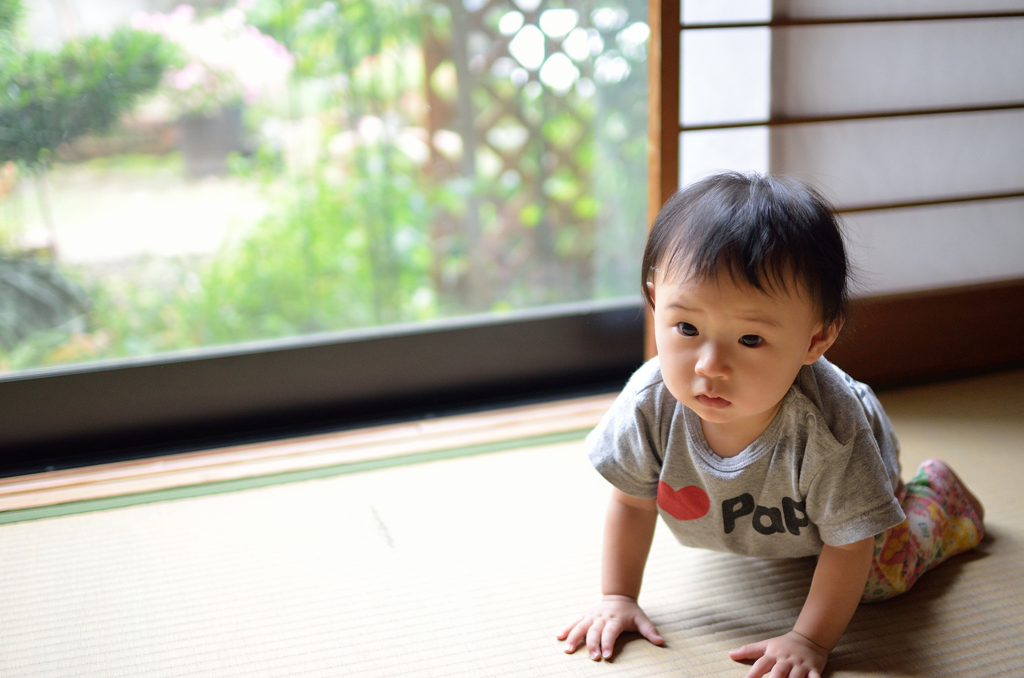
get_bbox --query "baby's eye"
[676,322,698,337]
[739,335,763,347]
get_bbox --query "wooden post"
[645,0,680,359]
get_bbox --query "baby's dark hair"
[641,171,850,327]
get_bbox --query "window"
[0,0,649,470]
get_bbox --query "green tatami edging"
[0,428,592,526]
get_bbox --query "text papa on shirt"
[656,481,811,536]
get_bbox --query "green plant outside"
[192,147,436,345]
[0,28,174,166]
[0,2,176,366]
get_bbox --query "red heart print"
[657,481,710,520]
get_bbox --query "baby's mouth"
[695,393,731,409]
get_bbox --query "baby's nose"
[695,344,730,378]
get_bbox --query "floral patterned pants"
[862,459,984,602]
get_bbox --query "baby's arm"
[558,488,664,660]
[729,536,874,678]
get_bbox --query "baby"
[558,172,985,678]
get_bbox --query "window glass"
[0,0,647,373]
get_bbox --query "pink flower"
[170,4,195,23]
[171,62,207,91]
[132,2,294,116]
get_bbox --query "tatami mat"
[1,370,1022,676]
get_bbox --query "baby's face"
[647,268,835,454]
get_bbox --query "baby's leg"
[862,459,985,602]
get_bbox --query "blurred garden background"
[0,0,649,372]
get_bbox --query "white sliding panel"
[768,1,1024,294]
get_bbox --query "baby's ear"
[805,320,842,364]
[645,281,656,306]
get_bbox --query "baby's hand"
[557,594,664,661]
[729,631,829,678]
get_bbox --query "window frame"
[0,298,644,475]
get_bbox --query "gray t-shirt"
[587,356,906,558]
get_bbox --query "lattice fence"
[422,0,646,311]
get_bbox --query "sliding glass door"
[0,0,649,467]
[1,0,648,372]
